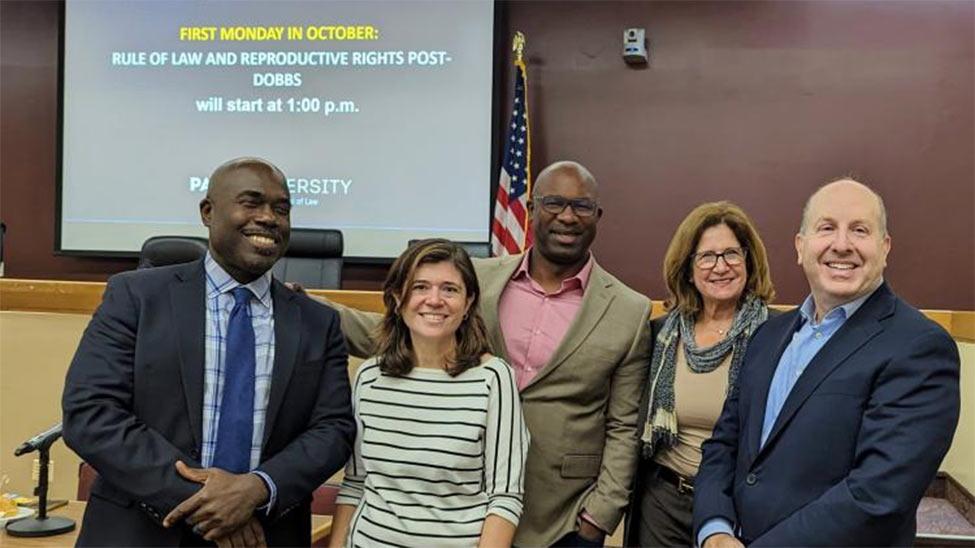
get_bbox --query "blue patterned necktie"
[212,286,256,473]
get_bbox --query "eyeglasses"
[533,195,599,217]
[692,247,747,269]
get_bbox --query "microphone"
[14,423,63,456]
[7,422,76,537]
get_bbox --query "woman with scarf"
[624,202,775,546]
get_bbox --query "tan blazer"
[330,254,652,546]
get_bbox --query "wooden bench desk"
[0,502,332,547]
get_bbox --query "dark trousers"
[636,468,694,547]
[552,530,605,547]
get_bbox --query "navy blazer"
[693,283,960,546]
[62,260,354,546]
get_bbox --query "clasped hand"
[163,460,269,546]
[703,533,745,548]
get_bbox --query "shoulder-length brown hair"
[375,239,491,377]
[662,201,775,316]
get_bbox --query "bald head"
[200,156,291,283]
[529,160,601,271]
[800,178,887,236]
[534,160,598,198]
[795,177,892,318]
[207,157,287,200]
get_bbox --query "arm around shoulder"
[311,293,382,358]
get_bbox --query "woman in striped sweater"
[330,239,530,548]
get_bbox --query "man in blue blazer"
[693,178,960,546]
[62,158,354,546]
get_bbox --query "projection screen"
[59,0,497,259]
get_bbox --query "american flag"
[491,55,531,256]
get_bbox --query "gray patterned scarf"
[640,295,768,459]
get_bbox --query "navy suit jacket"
[62,260,354,546]
[693,283,960,546]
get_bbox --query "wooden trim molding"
[0,279,107,315]
[0,279,386,316]
[2,278,973,342]
[311,289,386,313]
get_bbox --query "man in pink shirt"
[330,161,652,546]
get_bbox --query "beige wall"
[0,312,88,500]
[1,310,972,502]
[942,341,975,492]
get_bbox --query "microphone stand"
[5,444,75,537]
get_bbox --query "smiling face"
[796,180,890,316]
[399,261,473,346]
[692,223,748,309]
[200,161,291,283]
[530,166,601,268]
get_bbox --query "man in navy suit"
[693,178,960,546]
[62,157,354,546]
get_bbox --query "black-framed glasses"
[692,247,747,269]
[533,195,599,217]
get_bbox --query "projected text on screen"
[60,0,495,258]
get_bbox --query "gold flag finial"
[512,31,525,64]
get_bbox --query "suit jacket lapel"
[477,255,521,362]
[171,260,207,452]
[757,286,893,458]
[263,280,301,447]
[747,311,802,465]
[523,263,614,391]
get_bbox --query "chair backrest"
[138,236,209,269]
[0,221,6,268]
[406,239,492,259]
[77,462,98,501]
[311,482,340,515]
[271,228,343,289]
[457,241,492,259]
[310,482,340,547]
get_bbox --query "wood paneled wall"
[2,1,972,308]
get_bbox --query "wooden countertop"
[2,278,973,342]
[0,502,332,546]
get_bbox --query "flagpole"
[491,32,532,257]
[513,32,532,250]
[513,32,525,63]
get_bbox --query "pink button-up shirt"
[497,251,594,391]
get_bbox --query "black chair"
[272,228,343,289]
[407,239,491,259]
[77,462,98,501]
[137,236,209,269]
[0,221,6,275]
[457,241,491,258]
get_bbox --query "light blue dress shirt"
[697,287,877,546]
[203,253,278,510]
